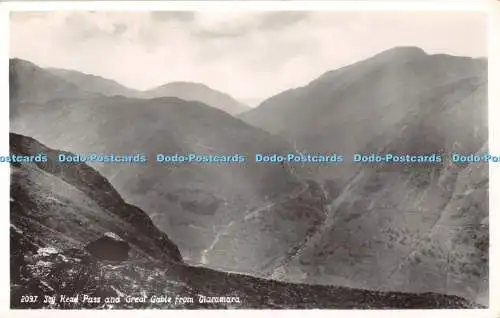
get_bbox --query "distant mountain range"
[9,46,489,307]
[46,67,138,98]
[140,81,251,115]
[12,61,251,115]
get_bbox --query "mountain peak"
[9,58,39,70]
[380,46,427,54]
[144,81,250,115]
[157,81,209,89]
[370,46,427,62]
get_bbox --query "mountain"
[12,59,249,116]
[239,47,488,305]
[9,59,95,118]
[10,132,481,309]
[240,47,486,166]
[46,67,138,97]
[141,81,251,115]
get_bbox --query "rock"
[85,232,130,262]
[37,247,59,257]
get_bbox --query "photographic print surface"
[8,10,488,309]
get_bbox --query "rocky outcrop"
[85,233,131,262]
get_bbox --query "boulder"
[85,232,130,262]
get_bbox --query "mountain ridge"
[242,46,486,116]
[10,58,250,115]
[140,81,251,115]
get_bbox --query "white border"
[0,1,493,12]
[488,1,500,318]
[0,0,9,316]
[0,1,498,318]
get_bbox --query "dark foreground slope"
[10,133,481,309]
[10,132,183,265]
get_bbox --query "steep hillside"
[10,132,183,264]
[388,142,489,304]
[10,133,481,309]
[142,81,250,115]
[269,144,488,304]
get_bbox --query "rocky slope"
[268,144,489,304]
[387,142,489,304]
[10,133,481,309]
[10,132,183,264]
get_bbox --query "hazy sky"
[10,11,487,104]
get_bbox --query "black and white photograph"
[4,3,493,311]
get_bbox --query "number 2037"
[20,295,38,303]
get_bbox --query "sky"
[10,11,487,105]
